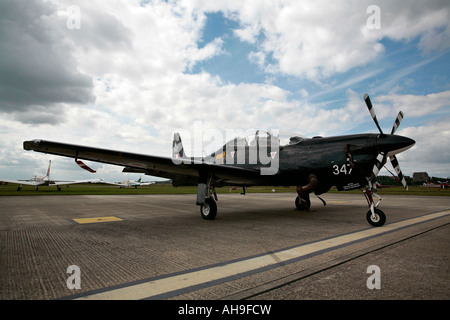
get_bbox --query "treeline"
[377,175,449,186]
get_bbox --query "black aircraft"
[23,94,415,227]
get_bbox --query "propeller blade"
[391,111,404,135]
[389,111,408,189]
[389,155,408,190]
[364,93,384,135]
[369,152,387,188]
[364,94,411,191]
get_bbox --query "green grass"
[0,183,448,197]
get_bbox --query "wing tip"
[23,139,42,151]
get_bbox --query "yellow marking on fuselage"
[216,152,225,164]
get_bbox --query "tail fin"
[47,160,51,175]
[172,133,185,159]
[44,160,51,181]
[172,133,189,164]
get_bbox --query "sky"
[0,0,449,183]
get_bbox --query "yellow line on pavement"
[75,210,450,300]
[72,216,123,224]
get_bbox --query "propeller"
[364,94,409,190]
[364,94,384,135]
[388,111,408,189]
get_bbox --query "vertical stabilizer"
[172,133,185,159]
[45,160,51,181]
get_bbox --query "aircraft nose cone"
[377,134,415,156]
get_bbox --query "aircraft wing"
[23,140,263,186]
[50,179,104,186]
[0,179,46,186]
[137,182,155,186]
[97,181,125,186]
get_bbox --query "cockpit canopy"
[288,135,310,144]
[226,130,279,148]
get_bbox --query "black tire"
[366,208,386,227]
[200,198,217,220]
[295,196,310,211]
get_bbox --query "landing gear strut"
[198,180,218,220]
[363,187,386,227]
[295,174,318,211]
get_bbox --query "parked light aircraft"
[0,160,103,191]
[438,181,449,189]
[104,177,155,188]
[422,181,449,189]
[23,94,415,226]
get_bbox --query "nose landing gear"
[363,187,386,227]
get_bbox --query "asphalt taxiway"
[0,192,449,300]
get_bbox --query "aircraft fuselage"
[204,133,414,193]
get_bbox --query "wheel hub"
[202,203,210,216]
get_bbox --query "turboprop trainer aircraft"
[0,160,103,191]
[23,94,415,226]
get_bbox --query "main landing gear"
[295,194,311,211]
[363,187,386,227]
[200,197,217,220]
[295,174,319,211]
[198,181,218,220]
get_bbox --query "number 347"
[332,164,353,175]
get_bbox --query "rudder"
[172,133,188,164]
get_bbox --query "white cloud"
[375,90,450,117]
[224,0,450,82]
[0,0,94,119]
[1,0,449,180]
[397,120,450,177]
[248,51,265,68]
[233,23,260,44]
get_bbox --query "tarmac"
[0,192,449,301]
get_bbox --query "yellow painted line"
[73,216,123,224]
[75,210,450,300]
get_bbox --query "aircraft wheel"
[200,198,217,220]
[295,196,302,209]
[295,196,310,211]
[366,208,386,227]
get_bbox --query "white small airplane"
[103,177,155,188]
[0,160,103,191]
